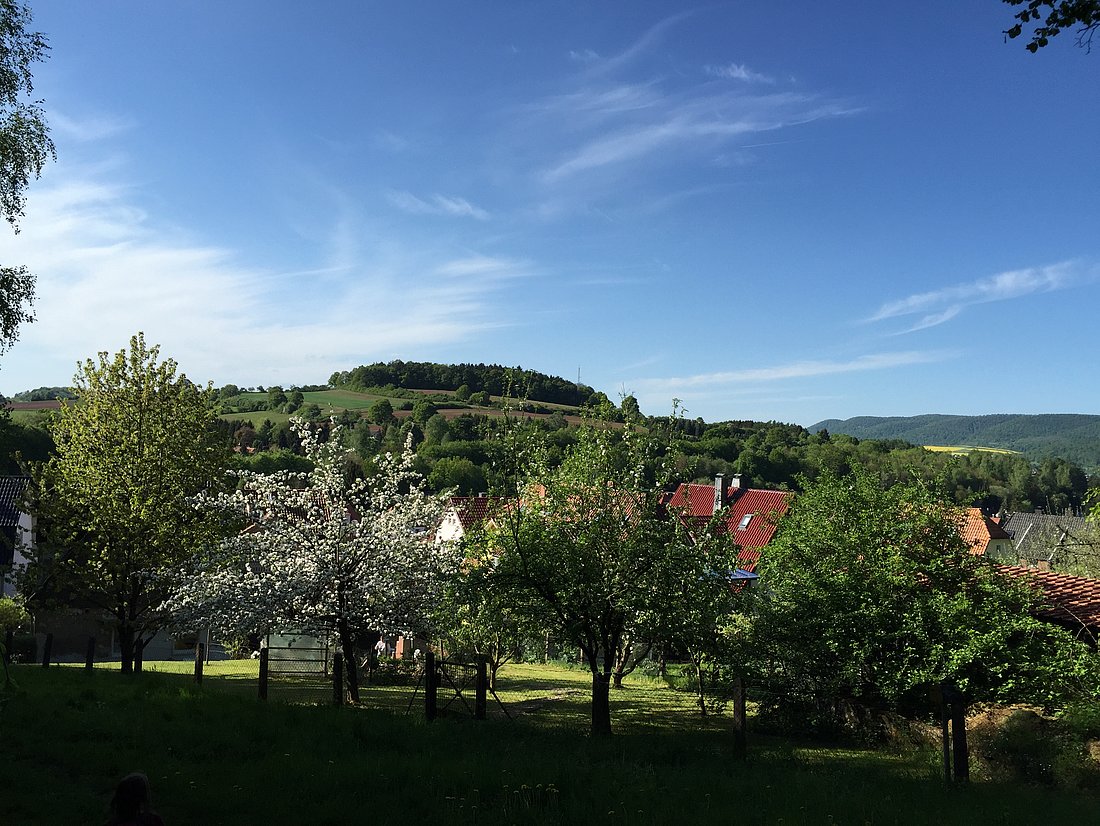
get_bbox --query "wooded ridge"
[811,414,1100,470]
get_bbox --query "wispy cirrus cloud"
[869,262,1081,333]
[541,91,859,182]
[704,63,775,84]
[387,190,490,220]
[634,351,949,394]
[521,11,859,188]
[0,162,519,391]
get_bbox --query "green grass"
[3,662,1097,825]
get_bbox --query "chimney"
[713,473,725,515]
[730,473,743,491]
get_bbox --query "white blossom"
[165,418,457,642]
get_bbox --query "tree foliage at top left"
[0,0,55,357]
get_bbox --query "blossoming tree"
[167,418,455,702]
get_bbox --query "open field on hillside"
[3,663,1097,825]
[220,389,589,428]
[924,445,1021,456]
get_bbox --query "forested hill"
[809,414,1100,469]
[329,361,598,408]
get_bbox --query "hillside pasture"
[924,445,1020,457]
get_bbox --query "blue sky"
[1,1,1097,425]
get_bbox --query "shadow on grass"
[7,664,1096,826]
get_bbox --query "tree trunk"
[591,670,612,736]
[336,618,360,704]
[692,654,708,717]
[118,623,135,674]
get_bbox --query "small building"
[0,475,33,599]
[1000,512,1100,571]
[959,508,1014,559]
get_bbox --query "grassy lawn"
[3,662,1097,825]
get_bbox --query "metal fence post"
[259,647,269,701]
[194,642,205,685]
[425,650,437,721]
[41,632,53,667]
[85,636,96,671]
[333,651,344,706]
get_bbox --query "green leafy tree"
[427,456,485,494]
[411,399,436,425]
[477,425,736,736]
[434,545,542,690]
[0,0,55,357]
[267,387,287,410]
[29,334,230,673]
[745,468,1097,732]
[1004,0,1100,51]
[368,398,394,425]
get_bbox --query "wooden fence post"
[41,632,53,668]
[332,652,344,706]
[134,638,144,673]
[951,696,970,783]
[258,647,269,701]
[940,691,951,783]
[475,656,488,720]
[939,681,969,783]
[85,636,96,671]
[194,642,205,685]
[425,650,437,721]
[731,675,747,761]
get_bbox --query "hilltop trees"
[166,419,455,703]
[30,335,229,673]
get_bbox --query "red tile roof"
[960,508,1012,554]
[668,482,792,572]
[997,564,1100,634]
[447,496,508,531]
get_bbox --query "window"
[737,513,753,531]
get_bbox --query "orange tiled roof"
[959,507,1012,554]
[997,564,1100,633]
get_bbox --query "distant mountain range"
[809,414,1100,470]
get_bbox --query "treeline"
[667,420,1092,515]
[813,414,1100,471]
[10,386,77,402]
[213,408,1095,515]
[329,360,598,407]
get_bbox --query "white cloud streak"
[387,190,490,220]
[869,263,1079,332]
[634,351,948,394]
[704,63,775,84]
